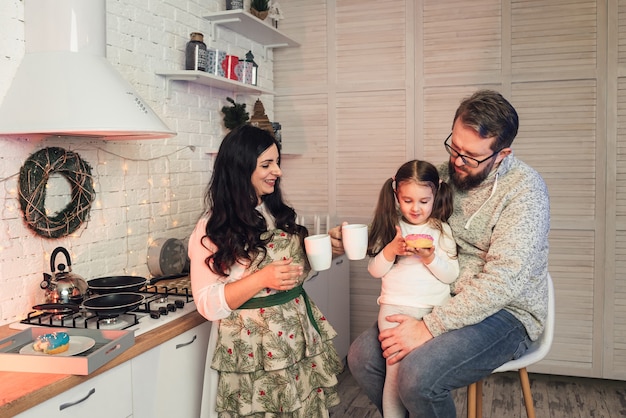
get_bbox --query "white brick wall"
[0,0,274,325]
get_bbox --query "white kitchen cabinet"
[304,255,350,361]
[130,321,211,418]
[15,362,133,418]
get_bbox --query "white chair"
[467,273,555,418]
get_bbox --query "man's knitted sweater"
[423,154,550,341]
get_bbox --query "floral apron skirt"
[211,229,344,417]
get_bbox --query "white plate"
[19,336,96,357]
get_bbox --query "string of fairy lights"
[0,144,197,275]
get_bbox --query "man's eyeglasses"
[444,133,501,168]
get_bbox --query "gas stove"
[11,278,197,337]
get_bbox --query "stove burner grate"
[20,309,140,330]
[21,280,193,329]
[135,284,193,319]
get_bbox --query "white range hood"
[0,0,175,140]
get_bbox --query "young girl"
[367,159,459,418]
[189,125,343,417]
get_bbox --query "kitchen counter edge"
[0,310,207,416]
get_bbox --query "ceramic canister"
[206,48,226,77]
[235,61,254,84]
[222,55,239,80]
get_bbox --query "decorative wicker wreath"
[18,147,95,239]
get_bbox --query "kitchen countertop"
[0,309,207,417]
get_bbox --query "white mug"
[304,234,332,271]
[342,224,368,260]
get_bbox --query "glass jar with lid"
[185,32,208,71]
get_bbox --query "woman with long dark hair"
[189,125,342,417]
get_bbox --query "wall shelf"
[203,10,299,50]
[158,11,299,143]
[155,70,273,96]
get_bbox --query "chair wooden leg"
[475,380,483,418]
[467,380,483,418]
[467,382,477,418]
[518,368,536,418]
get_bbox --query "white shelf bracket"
[209,17,243,43]
[161,74,198,97]
[262,43,289,60]
[162,75,173,97]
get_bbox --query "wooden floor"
[329,367,626,418]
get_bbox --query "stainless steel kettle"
[40,247,89,304]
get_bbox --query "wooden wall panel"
[511,0,598,76]
[512,81,597,224]
[423,0,502,80]
[541,230,595,371]
[278,95,330,213]
[273,0,328,95]
[612,75,626,379]
[274,0,329,214]
[335,1,407,86]
[620,2,626,68]
[349,258,380,337]
[335,90,407,222]
[614,230,626,379]
[617,62,626,226]
[273,0,622,379]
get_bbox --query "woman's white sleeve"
[188,218,233,321]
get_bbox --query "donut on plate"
[33,332,70,355]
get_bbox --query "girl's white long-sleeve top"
[368,220,459,309]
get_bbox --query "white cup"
[304,234,332,271]
[342,223,368,260]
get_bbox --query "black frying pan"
[82,292,145,318]
[88,276,147,294]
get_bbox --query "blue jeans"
[347,309,531,418]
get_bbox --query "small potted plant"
[250,0,269,20]
[221,97,249,130]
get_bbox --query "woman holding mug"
[189,125,343,417]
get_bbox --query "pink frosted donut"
[405,233,434,249]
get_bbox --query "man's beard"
[448,159,495,191]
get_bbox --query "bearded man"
[332,90,551,417]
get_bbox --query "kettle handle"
[50,247,72,273]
